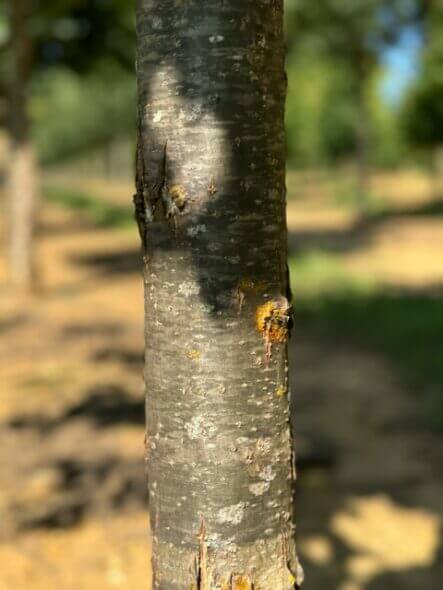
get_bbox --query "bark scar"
[193,518,208,590]
[133,134,170,251]
[255,297,292,364]
[160,142,188,226]
[133,128,153,251]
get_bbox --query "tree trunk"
[433,144,443,200]
[8,0,38,290]
[135,1,303,588]
[355,84,370,215]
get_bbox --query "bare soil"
[0,170,442,589]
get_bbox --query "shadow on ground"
[2,383,146,535]
[289,197,443,256]
[70,248,141,277]
[1,190,442,588]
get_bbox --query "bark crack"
[133,133,170,252]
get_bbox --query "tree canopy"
[403,4,443,148]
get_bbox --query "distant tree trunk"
[355,81,371,214]
[8,0,38,290]
[135,1,303,588]
[433,144,443,200]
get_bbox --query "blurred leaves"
[402,4,443,148]
[25,0,134,72]
[31,63,135,164]
[0,0,434,170]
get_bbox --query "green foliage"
[403,7,443,149]
[286,54,357,167]
[26,0,134,72]
[284,0,420,170]
[31,64,136,164]
[285,51,405,169]
[0,0,135,122]
[368,71,406,168]
[43,185,134,229]
[286,0,420,61]
[290,250,374,299]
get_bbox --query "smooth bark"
[8,0,38,290]
[135,1,302,587]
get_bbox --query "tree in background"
[403,4,443,197]
[285,0,420,209]
[1,0,134,290]
[136,0,302,586]
[7,0,38,289]
[285,53,356,168]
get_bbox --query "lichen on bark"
[135,1,302,588]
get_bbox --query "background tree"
[7,0,38,289]
[285,53,357,168]
[285,0,420,209]
[1,0,135,289]
[403,3,443,196]
[136,0,302,587]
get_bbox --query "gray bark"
[8,0,38,290]
[135,1,302,588]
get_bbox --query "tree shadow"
[365,548,443,590]
[70,247,141,278]
[0,313,29,333]
[62,321,126,338]
[375,197,443,219]
[8,383,144,433]
[288,196,443,257]
[288,281,443,588]
[92,346,144,370]
[16,455,146,532]
[3,382,146,534]
[293,288,443,430]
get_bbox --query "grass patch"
[290,251,443,430]
[44,185,134,229]
[289,250,374,300]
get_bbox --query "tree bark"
[8,0,38,290]
[135,1,302,588]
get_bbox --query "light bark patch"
[185,416,216,439]
[249,482,270,496]
[217,502,246,525]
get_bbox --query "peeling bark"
[135,1,302,588]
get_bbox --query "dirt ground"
[0,169,442,589]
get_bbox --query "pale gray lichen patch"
[259,465,276,482]
[178,281,200,296]
[249,482,270,496]
[179,102,203,122]
[256,438,272,455]
[217,502,246,525]
[185,416,216,440]
[152,16,163,30]
[187,224,207,237]
[206,532,237,553]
